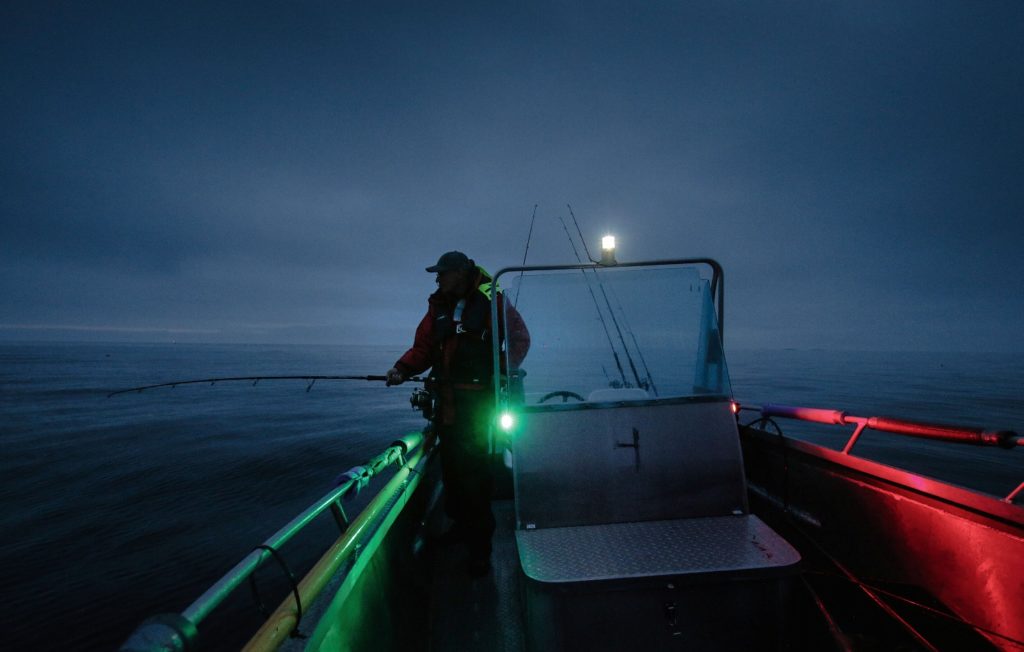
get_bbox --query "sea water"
[1,343,1022,650]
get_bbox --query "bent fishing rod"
[107,374,425,398]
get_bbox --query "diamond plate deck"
[516,514,800,583]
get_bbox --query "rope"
[248,544,307,639]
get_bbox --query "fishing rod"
[566,204,646,391]
[556,215,630,388]
[606,281,659,396]
[107,375,425,398]
[513,203,538,308]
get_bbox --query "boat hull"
[741,425,1024,651]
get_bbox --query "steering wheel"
[538,390,585,404]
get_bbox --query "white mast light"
[600,235,617,265]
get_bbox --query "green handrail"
[119,431,426,652]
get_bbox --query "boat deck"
[428,498,525,652]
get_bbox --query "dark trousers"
[438,389,495,559]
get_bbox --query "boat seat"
[512,398,802,649]
[516,514,799,584]
[513,399,747,528]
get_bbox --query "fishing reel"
[410,388,435,421]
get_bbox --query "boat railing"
[118,430,429,652]
[738,403,1023,503]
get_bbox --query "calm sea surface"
[1,343,1022,650]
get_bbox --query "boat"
[119,247,1024,651]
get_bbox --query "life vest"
[430,269,499,386]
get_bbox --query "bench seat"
[516,514,799,584]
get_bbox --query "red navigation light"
[731,401,740,414]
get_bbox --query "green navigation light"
[499,412,515,432]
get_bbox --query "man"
[386,250,529,576]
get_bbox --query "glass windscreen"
[497,264,730,408]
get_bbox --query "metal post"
[841,420,868,455]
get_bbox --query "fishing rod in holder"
[563,205,653,392]
[556,214,631,388]
[513,204,538,308]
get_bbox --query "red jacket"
[394,269,529,422]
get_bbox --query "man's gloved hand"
[385,367,405,386]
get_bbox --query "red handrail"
[740,403,1022,503]
[758,403,1019,449]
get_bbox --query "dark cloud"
[2,1,1021,350]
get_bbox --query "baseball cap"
[426,251,472,273]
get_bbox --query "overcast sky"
[2,1,1021,351]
